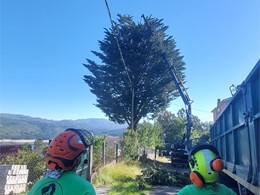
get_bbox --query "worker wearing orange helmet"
[178,144,237,195]
[28,128,96,195]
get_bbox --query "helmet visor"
[65,128,94,148]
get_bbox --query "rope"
[104,0,133,88]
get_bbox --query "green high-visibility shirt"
[177,183,237,195]
[27,171,96,195]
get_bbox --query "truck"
[162,55,193,167]
[210,60,260,195]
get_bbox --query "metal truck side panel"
[210,60,260,194]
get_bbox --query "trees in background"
[83,15,186,130]
[121,121,163,160]
[0,145,45,189]
[190,115,211,144]
[92,134,107,170]
[157,110,210,145]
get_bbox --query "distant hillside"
[0,113,127,139]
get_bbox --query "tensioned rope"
[104,0,133,88]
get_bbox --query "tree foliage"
[0,145,45,188]
[34,139,48,154]
[137,121,163,152]
[83,15,186,130]
[190,115,211,144]
[92,134,107,170]
[121,129,139,160]
[157,110,210,144]
[121,121,163,160]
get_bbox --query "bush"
[121,130,139,160]
[92,134,107,170]
[0,145,45,189]
[136,158,190,188]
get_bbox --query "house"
[211,98,232,122]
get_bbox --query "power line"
[171,103,211,113]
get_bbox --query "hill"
[0,113,127,139]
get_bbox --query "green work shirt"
[177,183,237,195]
[27,171,96,195]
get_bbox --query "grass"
[93,161,152,195]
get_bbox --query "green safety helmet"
[189,144,224,187]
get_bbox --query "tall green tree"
[83,15,185,130]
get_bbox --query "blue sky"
[1,0,259,122]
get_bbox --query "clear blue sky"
[1,0,259,122]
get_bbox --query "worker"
[178,144,237,195]
[28,128,96,195]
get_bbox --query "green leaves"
[121,122,163,160]
[0,145,45,188]
[83,15,185,129]
[157,110,210,145]
[137,122,163,149]
[136,159,190,187]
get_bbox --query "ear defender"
[210,157,224,172]
[189,171,205,188]
[189,158,205,188]
[188,144,224,187]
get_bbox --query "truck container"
[210,60,260,195]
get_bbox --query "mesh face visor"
[65,128,95,148]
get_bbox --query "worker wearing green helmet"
[178,144,237,195]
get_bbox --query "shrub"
[136,158,190,188]
[0,145,45,189]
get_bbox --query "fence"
[77,137,122,182]
[0,137,122,194]
[0,165,29,195]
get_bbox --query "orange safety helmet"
[46,128,94,171]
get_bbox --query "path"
[149,186,181,195]
[95,186,181,195]
[95,187,111,195]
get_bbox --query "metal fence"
[0,137,122,195]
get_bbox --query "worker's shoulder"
[177,184,195,195]
[28,172,95,195]
[61,171,92,185]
